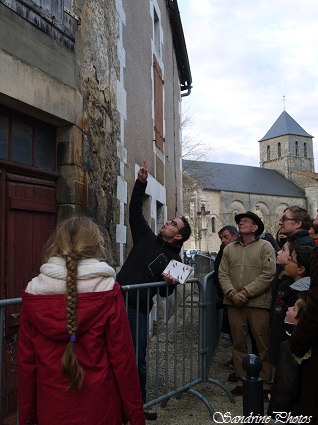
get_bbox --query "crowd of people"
[16,157,318,424]
[214,205,318,424]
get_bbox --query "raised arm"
[129,161,152,242]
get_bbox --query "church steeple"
[259,111,313,142]
[259,110,314,179]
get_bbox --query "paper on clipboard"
[162,260,193,284]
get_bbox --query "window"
[278,142,281,158]
[156,201,164,231]
[154,9,160,54]
[0,113,9,159]
[0,107,56,171]
[267,145,270,161]
[153,55,164,151]
[304,142,307,158]
[295,141,299,157]
[211,217,216,233]
[3,0,78,50]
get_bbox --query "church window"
[278,142,281,158]
[267,145,270,160]
[295,141,299,157]
[304,142,307,158]
[211,217,216,233]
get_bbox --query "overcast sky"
[179,0,318,169]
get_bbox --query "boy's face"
[285,299,303,324]
[276,242,290,265]
[284,250,303,280]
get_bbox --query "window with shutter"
[0,0,78,50]
[153,55,164,151]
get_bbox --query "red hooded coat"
[18,282,145,425]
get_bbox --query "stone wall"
[260,134,314,179]
[74,0,120,264]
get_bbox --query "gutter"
[167,0,192,97]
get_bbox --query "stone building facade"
[0,0,191,274]
[0,1,191,421]
[183,110,318,253]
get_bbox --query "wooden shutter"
[153,55,164,151]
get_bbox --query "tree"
[181,108,213,250]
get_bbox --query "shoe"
[224,358,234,369]
[222,333,231,341]
[144,408,158,421]
[263,389,271,402]
[231,386,243,396]
[228,372,237,382]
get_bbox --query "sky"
[179,0,318,169]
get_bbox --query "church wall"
[290,171,318,191]
[183,187,222,253]
[305,186,318,218]
[183,185,309,253]
[200,190,221,253]
[209,190,305,252]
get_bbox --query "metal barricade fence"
[0,279,234,424]
[121,278,233,417]
[0,298,22,425]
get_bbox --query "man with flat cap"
[219,212,276,400]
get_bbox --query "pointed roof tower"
[259,110,314,179]
[259,110,313,142]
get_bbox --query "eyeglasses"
[168,219,181,233]
[286,257,299,265]
[279,217,296,222]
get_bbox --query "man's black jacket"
[117,179,182,314]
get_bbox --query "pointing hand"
[138,160,148,182]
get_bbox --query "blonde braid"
[61,253,84,391]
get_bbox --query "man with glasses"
[219,212,276,400]
[279,206,315,246]
[117,161,191,420]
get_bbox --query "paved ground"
[146,335,244,424]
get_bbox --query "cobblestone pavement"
[146,335,244,424]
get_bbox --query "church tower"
[259,110,314,180]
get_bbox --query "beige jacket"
[219,238,276,309]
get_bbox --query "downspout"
[181,86,192,97]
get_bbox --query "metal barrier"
[0,278,234,423]
[193,253,214,282]
[122,278,234,417]
[0,298,22,425]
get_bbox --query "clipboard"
[162,260,193,284]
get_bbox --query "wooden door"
[0,170,57,424]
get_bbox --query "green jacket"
[219,237,276,309]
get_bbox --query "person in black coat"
[268,293,308,417]
[117,161,191,420]
[268,241,313,365]
[290,211,318,423]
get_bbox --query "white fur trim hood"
[26,257,116,295]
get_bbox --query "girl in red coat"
[18,216,145,425]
